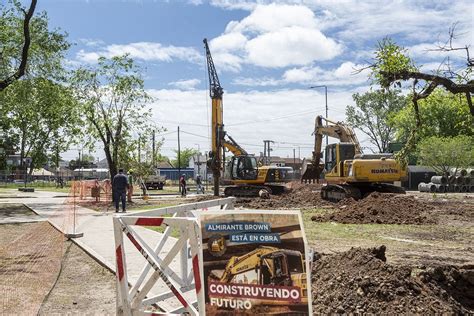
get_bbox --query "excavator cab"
[230,155,258,180]
[324,143,356,177]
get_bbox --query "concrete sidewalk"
[16,191,208,312]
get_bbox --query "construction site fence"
[0,169,75,187]
[114,197,236,315]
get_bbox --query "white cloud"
[187,0,203,5]
[210,1,473,50]
[233,61,370,87]
[246,26,341,67]
[76,42,202,64]
[168,79,201,90]
[209,3,342,69]
[78,38,106,47]
[209,0,256,11]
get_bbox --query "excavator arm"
[223,134,247,156]
[220,246,278,283]
[301,115,361,183]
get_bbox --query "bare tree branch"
[0,0,38,91]
[381,70,474,94]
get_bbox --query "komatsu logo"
[371,168,398,174]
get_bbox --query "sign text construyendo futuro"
[198,210,312,315]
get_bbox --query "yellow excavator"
[214,246,308,304]
[301,115,407,202]
[204,38,293,197]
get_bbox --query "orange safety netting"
[0,180,112,314]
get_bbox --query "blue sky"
[22,0,474,160]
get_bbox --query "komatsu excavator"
[204,38,293,197]
[301,115,407,202]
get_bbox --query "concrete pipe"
[461,186,468,193]
[418,182,436,193]
[453,185,462,193]
[464,177,471,185]
[435,184,446,193]
[450,168,468,176]
[455,176,464,185]
[467,168,474,177]
[447,185,455,192]
[431,176,448,185]
[448,175,456,184]
[470,185,474,193]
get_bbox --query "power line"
[226,107,326,127]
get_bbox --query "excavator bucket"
[300,158,321,183]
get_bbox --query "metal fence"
[0,169,75,188]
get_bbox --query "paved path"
[0,190,208,312]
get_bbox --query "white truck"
[144,174,166,190]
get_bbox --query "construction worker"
[196,174,204,194]
[179,174,187,197]
[127,170,134,203]
[112,168,128,213]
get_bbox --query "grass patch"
[128,202,178,211]
[301,209,472,248]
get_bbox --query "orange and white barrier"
[113,198,235,315]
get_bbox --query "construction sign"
[198,210,312,315]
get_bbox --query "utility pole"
[177,126,181,188]
[263,140,274,165]
[195,143,201,178]
[56,143,59,170]
[152,130,156,168]
[309,85,328,146]
[205,152,209,192]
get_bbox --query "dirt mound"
[312,192,435,224]
[312,246,474,314]
[235,182,332,209]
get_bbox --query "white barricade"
[113,197,235,315]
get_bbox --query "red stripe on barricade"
[116,245,124,281]
[126,232,142,252]
[135,217,165,226]
[171,286,189,308]
[192,255,201,293]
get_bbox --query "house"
[189,154,208,180]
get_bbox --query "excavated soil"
[235,182,331,209]
[312,246,474,314]
[312,192,436,225]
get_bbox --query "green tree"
[72,55,153,180]
[0,3,72,171]
[0,0,37,90]
[68,154,96,170]
[346,89,406,153]
[2,78,80,174]
[418,135,474,175]
[173,148,199,168]
[370,36,474,162]
[391,89,474,142]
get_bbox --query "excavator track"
[224,185,286,197]
[224,185,270,197]
[321,184,362,202]
[321,183,406,202]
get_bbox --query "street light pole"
[309,85,328,146]
[195,143,201,178]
